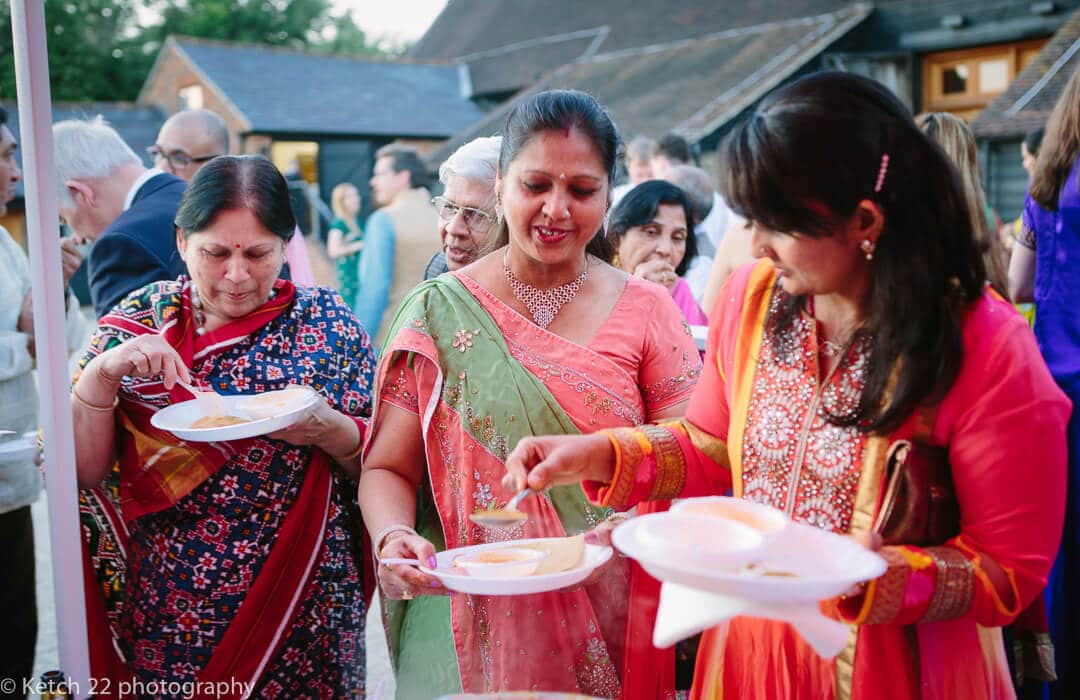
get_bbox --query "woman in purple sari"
[1009,64,1080,700]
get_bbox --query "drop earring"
[860,239,875,261]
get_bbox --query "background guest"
[0,105,85,699]
[650,131,694,179]
[1009,63,1080,700]
[608,179,706,325]
[665,164,742,302]
[917,111,1009,296]
[358,144,438,346]
[424,135,502,280]
[53,117,186,317]
[610,134,655,207]
[328,182,365,305]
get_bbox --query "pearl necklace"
[503,253,588,329]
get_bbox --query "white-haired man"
[53,116,186,317]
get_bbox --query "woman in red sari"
[505,72,1071,699]
[73,156,376,696]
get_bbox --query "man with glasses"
[356,144,438,344]
[53,116,186,317]
[423,136,502,280]
[147,109,228,183]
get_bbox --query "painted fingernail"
[430,580,442,587]
[426,555,437,569]
[584,532,598,544]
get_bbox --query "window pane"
[942,64,969,94]
[979,58,1010,93]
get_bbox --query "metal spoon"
[469,487,536,529]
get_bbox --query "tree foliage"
[0,0,399,102]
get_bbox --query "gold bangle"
[373,524,419,560]
[72,386,118,412]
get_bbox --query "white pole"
[9,1,92,696]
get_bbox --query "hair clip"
[873,153,890,194]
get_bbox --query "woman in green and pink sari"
[359,90,701,699]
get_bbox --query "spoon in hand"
[175,378,228,417]
[469,487,536,529]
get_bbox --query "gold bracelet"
[72,386,118,412]
[373,524,419,560]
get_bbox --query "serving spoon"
[469,487,537,529]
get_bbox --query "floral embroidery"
[452,328,481,352]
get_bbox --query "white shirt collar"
[123,168,164,211]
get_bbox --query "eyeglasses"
[431,196,495,234]
[146,145,219,170]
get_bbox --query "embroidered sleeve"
[581,418,731,509]
[378,352,420,415]
[640,291,702,416]
[835,540,992,625]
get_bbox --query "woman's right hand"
[377,533,446,599]
[502,433,616,493]
[93,334,191,388]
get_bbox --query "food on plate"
[520,534,586,575]
[190,414,250,429]
[453,546,547,578]
[238,387,313,419]
[675,497,787,535]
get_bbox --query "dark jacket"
[88,172,187,317]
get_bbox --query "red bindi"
[235,244,241,249]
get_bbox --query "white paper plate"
[422,538,613,596]
[150,392,319,442]
[0,433,38,463]
[613,515,886,603]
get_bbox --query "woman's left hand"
[266,389,361,462]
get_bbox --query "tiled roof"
[424,5,871,165]
[1,101,166,198]
[413,0,857,97]
[169,38,486,138]
[971,6,1080,139]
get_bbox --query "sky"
[330,0,449,43]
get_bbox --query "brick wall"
[139,45,251,155]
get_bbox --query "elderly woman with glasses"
[424,136,504,279]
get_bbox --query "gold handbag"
[872,439,959,546]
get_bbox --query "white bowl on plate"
[425,538,613,596]
[453,546,547,578]
[635,512,764,572]
[673,496,788,541]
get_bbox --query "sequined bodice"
[740,291,868,533]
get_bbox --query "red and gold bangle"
[593,427,648,508]
[643,424,686,500]
[923,546,975,622]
